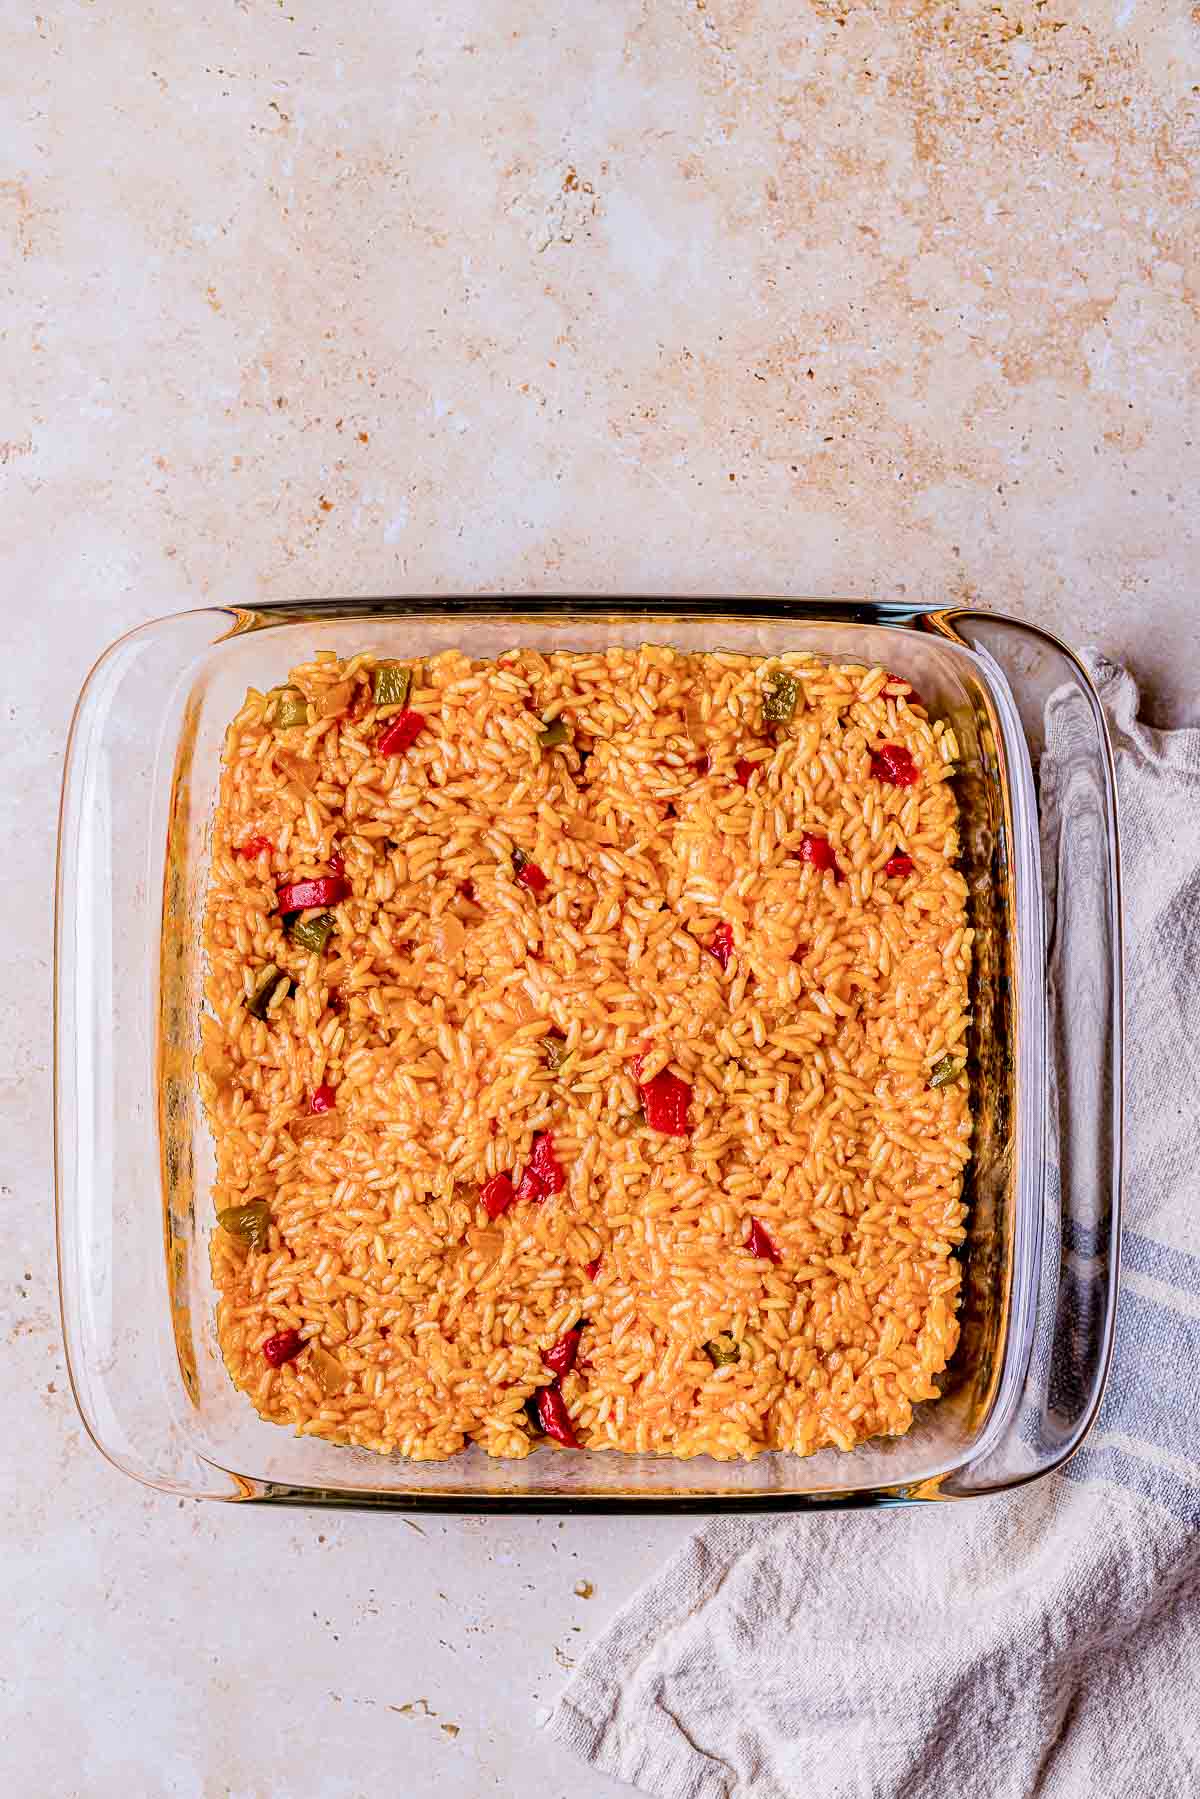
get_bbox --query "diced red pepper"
[870,742,920,786]
[798,833,839,874]
[514,1131,564,1206]
[884,852,915,878]
[480,1172,515,1220]
[694,753,711,776]
[515,1167,543,1205]
[708,922,735,971]
[328,849,344,877]
[262,1329,304,1368]
[377,709,427,757]
[790,940,809,965]
[276,875,347,912]
[309,1083,336,1114]
[634,1062,693,1137]
[543,1327,583,1378]
[734,757,756,788]
[745,1217,781,1264]
[886,671,924,709]
[533,1382,580,1448]
[585,1256,602,1281]
[236,834,274,860]
[509,1133,566,1208]
[529,1131,565,1194]
[515,857,549,896]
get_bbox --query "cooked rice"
[198,645,972,1462]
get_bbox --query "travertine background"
[6,0,1199,711]
[2,2,1196,1795]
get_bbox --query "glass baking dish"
[55,600,1122,1510]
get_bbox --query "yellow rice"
[198,645,972,1461]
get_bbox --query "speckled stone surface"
[3,1,1197,1793]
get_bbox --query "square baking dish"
[55,600,1122,1509]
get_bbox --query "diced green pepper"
[929,1054,966,1089]
[372,663,411,709]
[217,1199,272,1250]
[545,1031,569,1071]
[762,671,799,725]
[246,963,291,1020]
[704,1334,740,1368]
[539,717,570,749]
[290,910,335,954]
[267,686,309,729]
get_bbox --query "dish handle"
[923,609,1123,1497]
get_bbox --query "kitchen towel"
[548,653,1200,1799]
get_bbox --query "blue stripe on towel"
[1055,1281,1200,1520]
[1064,1437,1200,1527]
[1121,1229,1200,1289]
[1063,1218,1198,1293]
[1100,1289,1200,1459]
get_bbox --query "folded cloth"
[548,654,1200,1799]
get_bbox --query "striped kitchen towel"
[548,654,1200,1799]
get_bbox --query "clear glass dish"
[55,601,1122,1510]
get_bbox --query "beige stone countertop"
[3,1,1196,1795]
